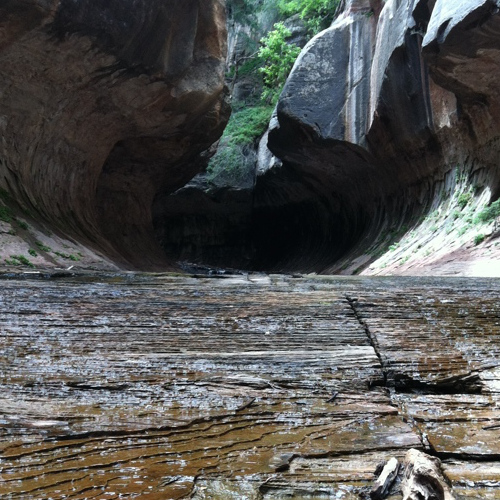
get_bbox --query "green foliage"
[54,251,79,261]
[258,22,301,103]
[457,192,472,210]
[229,55,261,79]
[6,255,34,267]
[0,204,12,223]
[28,249,37,257]
[277,0,340,34]
[225,105,275,144]
[16,219,29,230]
[207,105,274,184]
[35,241,52,252]
[207,145,250,185]
[474,199,500,224]
[474,234,485,245]
[455,165,468,184]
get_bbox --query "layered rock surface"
[1,273,499,498]
[0,0,229,270]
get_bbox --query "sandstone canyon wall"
[1,0,500,274]
[256,0,500,273]
[0,0,229,270]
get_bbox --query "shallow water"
[0,273,499,498]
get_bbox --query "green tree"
[258,22,301,102]
[277,0,340,34]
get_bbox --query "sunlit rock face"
[0,0,229,269]
[256,0,500,272]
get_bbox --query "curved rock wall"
[255,0,500,273]
[2,0,499,273]
[0,0,229,269]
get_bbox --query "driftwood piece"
[370,457,400,499]
[401,449,456,500]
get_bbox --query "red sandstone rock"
[0,0,229,270]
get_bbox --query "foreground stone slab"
[0,274,499,498]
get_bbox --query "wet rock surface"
[0,274,499,498]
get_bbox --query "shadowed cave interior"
[151,157,375,274]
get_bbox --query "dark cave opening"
[152,164,371,274]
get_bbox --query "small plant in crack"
[474,234,485,245]
[457,192,472,210]
[35,241,52,252]
[5,255,34,267]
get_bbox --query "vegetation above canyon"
[207,0,340,184]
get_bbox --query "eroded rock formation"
[2,0,500,273]
[0,0,229,269]
[257,0,500,273]
[152,0,500,274]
